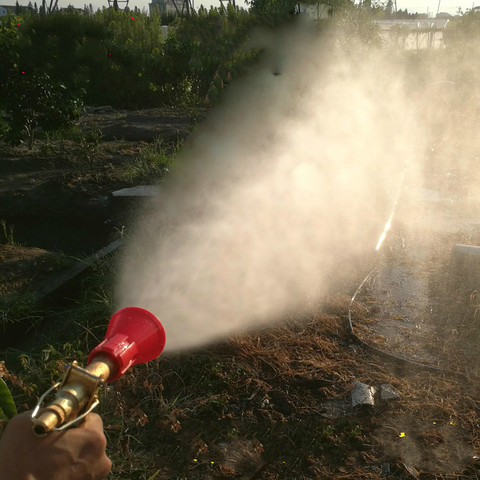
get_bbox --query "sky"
[396,0,477,15]
[11,0,477,19]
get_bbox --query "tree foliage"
[15,12,108,95]
[1,6,261,111]
[172,5,257,95]
[1,72,82,148]
[335,3,381,51]
[0,0,406,143]
[440,9,480,104]
[247,0,298,26]
[0,13,95,146]
[444,8,480,50]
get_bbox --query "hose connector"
[31,307,166,435]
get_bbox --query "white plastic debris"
[380,383,401,401]
[351,381,376,408]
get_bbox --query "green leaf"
[0,406,8,422]
[0,378,17,419]
[148,470,161,480]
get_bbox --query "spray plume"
[116,16,424,352]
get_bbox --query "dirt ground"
[0,107,197,297]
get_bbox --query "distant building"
[149,0,177,15]
[0,5,17,16]
[376,18,450,50]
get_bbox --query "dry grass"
[72,294,480,480]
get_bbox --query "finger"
[74,413,108,453]
[6,411,36,431]
[78,413,104,431]
[99,455,113,478]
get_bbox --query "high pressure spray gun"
[30,307,166,436]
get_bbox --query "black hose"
[347,267,466,378]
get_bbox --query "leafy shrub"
[79,122,103,171]
[0,6,263,112]
[0,72,82,148]
[14,12,108,95]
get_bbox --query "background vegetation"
[0,0,427,146]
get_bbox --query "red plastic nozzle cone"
[88,307,166,382]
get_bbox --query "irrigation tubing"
[346,164,465,379]
[347,268,463,377]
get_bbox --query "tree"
[41,0,59,15]
[15,13,108,95]
[0,16,21,139]
[385,0,393,18]
[247,0,298,25]
[0,14,108,145]
[335,2,382,51]
[169,5,256,99]
[315,0,354,18]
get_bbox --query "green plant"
[1,6,265,111]
[0,378,17,421]
[0,113,10,138]
[0,72,83,149]
[147,470,161,480]
[14,13,108,97]
[247,0,298,26]
[0,292,42,333]
[122,136,178,183]
[79,122,103,171]
[0,219,17,246]
[38,124,84,142]
[1,342,86,412]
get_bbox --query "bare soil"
[0,107,196,297]
[0,244,73,297]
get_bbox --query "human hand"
[0,411,112,480]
